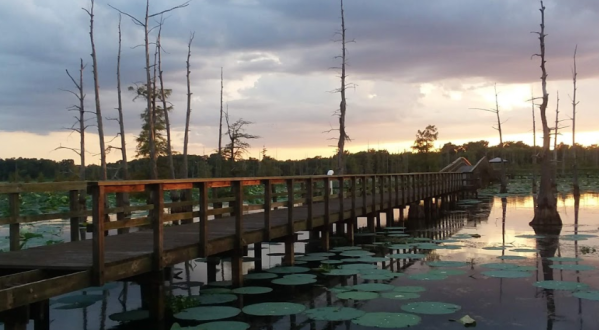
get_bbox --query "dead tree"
[218,67,224,156]
[471,84,507,193]
[553,91,559,181]
[571,45,580,195]
[112,14,129,180]
[108,0,190,179]
[156,20,176,180]
[83,0,107,180]
[335,0,351,175]
[530,1,562,226]
[531,90,538,193]
[181,32,195,179]
[224,109,259,176]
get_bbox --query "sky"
[1,0,599,164]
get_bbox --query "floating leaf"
[266,266,310,274]
[352,283,394,292]
[480,263,519,270]
[573,290,599,301]
[174,306,241,321]
[427,261,470,268]
[55,294,103,305]
[515,234,545,239]
[381,292,420,300]
[384,226,407,230]
[438,245,462,250]
[390,253,426,260]
[340,250,375,257]
[195,294,238,305]
[415,243,440,250]
[515,266,537,271]
[295,256,327,262]
[354,256,390,263]
[533,280,589,291]
[267,252,286,257]
[272,277,316,286]
[325,269,360,276]
[109,310,149,322]
[244,273,278,280]
[482,270,531,278]
[510,248,538,253]
[550,264,595,271]
[352,312,421,328]
[361,274,395,280]
[359,268,392,276]
[329,286,352,294]
[547,257,583,262]
[389,244,414,250]
[331,246,363,252]
[408,273,448,281]
[562,234,598,241]
[340,263,377,270]
[284,274,317,280]
[304,307,365,321]
[336,291,379,300]
[394,286,426,293]
[232,286,272,295]
[401,302,462,315]
[321,260,343,264]
[497,255,526,260]
[455,315,476,327]
[482,246,506,250]
[389,234,411,238]
[242,302,305,316]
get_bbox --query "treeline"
[2,140,599,182]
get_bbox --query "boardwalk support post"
[232,180,244,287]
[89,183,106,286]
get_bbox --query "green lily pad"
[480,263,519,270]
[354,256,390,263]
[352,283,394,292]
[174,306,241,321]
[389,234,411,238]
[266,266,310,274]
[409,273,448,281]
[232,286,272,295]
[329,286,352,294]
[341,263,377,270]
[330,246,363,252]
[200,288,232,295]
[294,261,308,265]
[242,302,305,316]
[413,237,432,242]
[361,274,395,280]
[384,226,407,230]
[510,248,538,253]
[482,270,532,278]
[533,280,589,291]
[390,253,426,259]
[55,294,103,305]
[515,266,537,271]
[429,269,466,276]
[266,252,286,257]
[389,244,414,250]
[284,274,317,279]
[515,234,545,239]
[550,264,595,271]
[427,261,470,267]
[394,286,426,293]
[295,256,327,262]
[336,291,379,300]
[352,312,421,328]
[547,257,583,262]
[244,273,278,280]
[573,290,599,301]
[340,250,375,257]
[562,234,598,241]
[381,292,420,300]
[321,259,343,264]
[497,255,526,260]
[195,294,238,305]
[307,252,336,257]
[272,277,316,285]
[401,302,461,315]
[355,233,376,237]
[359,268,392,275]
[109,310,150,322]
[304,307,366,321]
[482,246,506,250]
[325,269,360,276]
[415,243,440,249]
[438,245,462,250]
[191,321,250,330]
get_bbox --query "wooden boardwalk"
[0,172,470,328]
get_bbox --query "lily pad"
[191,321,250,330]
[389,244,414,250]
[573,290,599,301]
[533,280,589,291]
[550,264,595,271]
[272,277,316,286]
[352,283,394,292]
[389,234,411,237]
[497,255,526,260]
[354,256,390,263]
[562,234,598,240]
[174,306,241,321]
[482,246,506,250]
[336,291,379,300]
[438,245,462,250]
[394,286,426,293]
[109,310,150,322]
[361,274,395,280]
[340,250,375,257]
[415,243,440,250]
[325,269,360,276]
[515,266,537,271]
[304,307,365,321]
[55,294,103,305]
[401,302,462,315]
[510,248,539,253]
[359,268,392,275]
[295,256,327,262]
[284,274,317,279]
[321,259,343,264]
[232,286,272,295]
[408,273,448,281]
[352,312,421,328]
[244,273,278,280]
[207,280,232,287]
[266,266,310,274]
[482,270,532,278]
[196,294,238,305]
[307,252,336,257]
[547,257,583,262]
[480,263,519,270]
[515,234,545,239]
[413,237,432,242]
[427,261,470,267]
[242,302,305,316]
[381,292,420,300]
[341,263,377,270]
[384,226,407,230]
[390,253,426,259]
[200,288,232,295]
[331,246,363,252]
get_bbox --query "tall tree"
[182,32,195,179]
[218,67,224,155]
[472,84,507,193]
[531,90,538,193]
[84,0,107,180]
[411,125,438,153]
[115,14,129,179]
[335,0,351,175]
[571,46,580,195]
[530,1,561,226]
[224,110,259,165]
[130,84,171,158]
[108,0,189,179]
[156,20,176,180]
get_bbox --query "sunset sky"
[1,0,599,164]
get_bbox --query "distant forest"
[1,140,598,183]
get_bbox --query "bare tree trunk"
[84,0,107,180]
[553,91,559,187]
[157,22,176,180]
[182,33,195,179]
[531,1,561,226]
[572,46,580,195]
[116,15,129,180]
[78,60,87,181]
[531,90,538,194]
[336,0,350,175]
[218,67,224,156]
[494,85,507,193]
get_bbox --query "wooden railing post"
[198,182,209,257]
[394,175,399,206]
[9,193,20,251]
[361,176,367,216]
[379,176,385,210]
[306,178,313,230]
[89,183,106,285]
[400,175,406,205]
[388,175,393,208]
[324,177,331,226]
[338,177,344,223]
[116,192,129,235]
[233,181,244,249]
[68,190,80,242]
[286,179,295,235]
[371,176,377,212]
[351,177,357,220]
[263,179,272,241]
[149,183,165,271]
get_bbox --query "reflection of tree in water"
[532,223,562,330]
[573,195,583,329]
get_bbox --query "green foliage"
[580,246,597,255]
[129,84,173,159]
[412,125,438,153]
[166,295,201,314]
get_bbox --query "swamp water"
[2,192,599,330]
